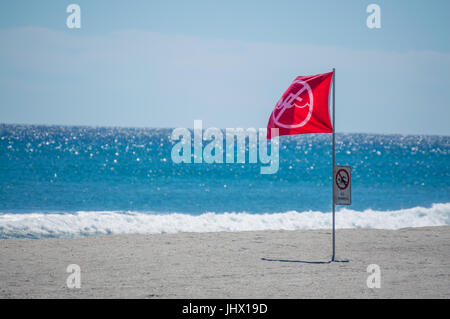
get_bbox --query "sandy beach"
[0,226,449,298]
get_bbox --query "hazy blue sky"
[0,0,449,134]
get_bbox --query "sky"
[0,0,449,135]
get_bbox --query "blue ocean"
[0,124,449,239]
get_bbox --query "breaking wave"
[1,203,449,239]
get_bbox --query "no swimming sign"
[334,165,351,205]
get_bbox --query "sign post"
[264,69,345,261]
[332,68,336,261]
[331,69,351,262]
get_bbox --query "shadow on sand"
[261,258,349,264]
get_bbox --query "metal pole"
[332,68,336,262]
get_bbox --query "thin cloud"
[1,27,449,134]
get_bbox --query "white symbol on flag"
[272,79,314,129]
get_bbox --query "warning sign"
[334,165,351,205]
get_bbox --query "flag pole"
[332,68,336,262]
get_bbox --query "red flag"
[267,71,333,139]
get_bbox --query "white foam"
[1,203,449,239]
